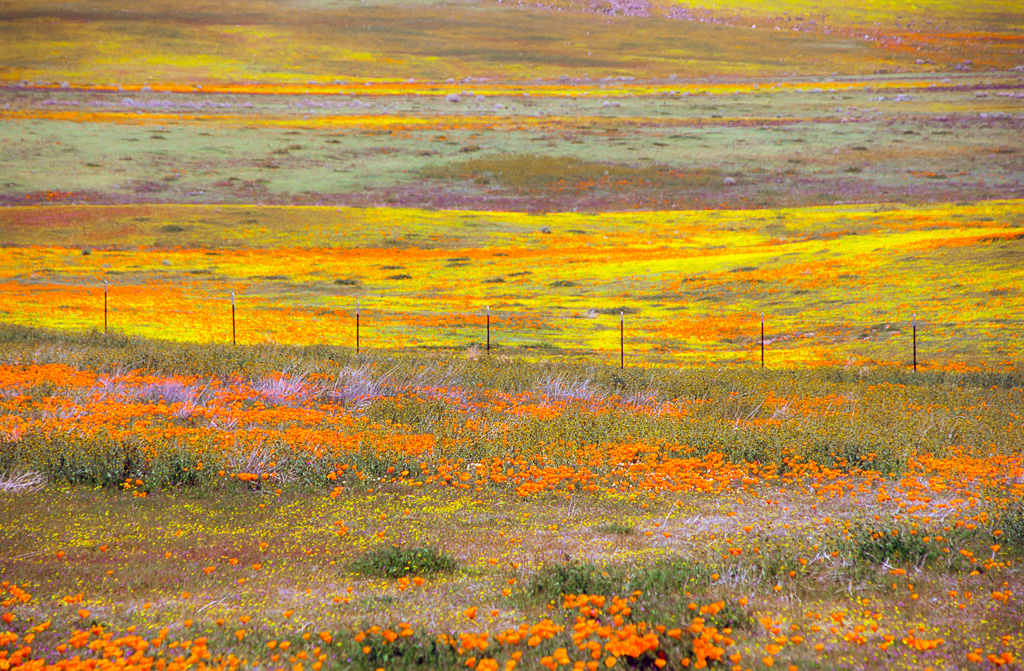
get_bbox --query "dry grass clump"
[0,470,45,493]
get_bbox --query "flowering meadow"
[3,0,1024,668]
[2,0,1022,86]
[1,200,1023,369]
[1,329,1023,671]
[2,123,1024,671]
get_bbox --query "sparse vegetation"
[422,154,724,192]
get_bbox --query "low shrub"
[627,556,715,595]
[845,520,979,573]
[350,546,459,578]
[593,521,633,535]
[526,560,623,602]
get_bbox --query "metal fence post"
[620,311,624,369]
[760,313,765,369]
[912,313,917,373]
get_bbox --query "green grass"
[995,497,1024,554]
[350,546,459,579]
[3,78,1022,210]
[526,560,625,603]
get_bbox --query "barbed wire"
[52,281,1023,328]
[23,309,1024,332]
[8,283,1021,365]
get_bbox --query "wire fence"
[7,282,1024,370]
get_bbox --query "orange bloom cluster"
[348,593,734,671]
[4,361,1022,506]
[0,577,747,671]
[1,584,245,671]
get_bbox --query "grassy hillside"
[1,0,1021,87]
[1,200,1022,368]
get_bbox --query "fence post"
[760,313,765,369]
[103,280,108,335]
[231,293,236,345]
[912,313,917,373]
[486,306,490,355]
[620,311,624,369]
[356,300,360,354]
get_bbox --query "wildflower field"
[1,331,1023,671]
[1,200,1024,368]
[2,0,1024,669]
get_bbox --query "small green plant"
[628,556,715,595]
[845,520,979,573]
[350,546,458,578]
[526,560,624,601]
[849,521,933,565]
